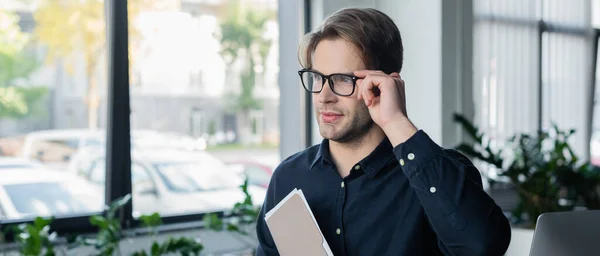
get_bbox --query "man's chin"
[318,126,341,140]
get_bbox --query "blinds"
[473,0,594,159]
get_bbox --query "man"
[256,7,511,256]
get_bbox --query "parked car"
[20,129,207,169]
[0,157,44,169]
[19,129,105,172]
[68,147,266,217]
[0,168,103,220]
[133,130,207,151]
[227,161,273,189]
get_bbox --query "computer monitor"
[529,210,600,256]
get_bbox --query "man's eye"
[333,75,352,83]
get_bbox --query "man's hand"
[355,70,418,146]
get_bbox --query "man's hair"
[298,8,403,74]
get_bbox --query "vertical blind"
[473,0,594,159]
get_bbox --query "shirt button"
[399,159,405,166]
[407,153,415,160]
[341,182,345,188]
[354,165,361,170]
[430,187,437,193]
[336,228,341,235]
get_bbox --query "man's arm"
[392,129,512,256]
[255,172,280,256]
[355,70,510,254]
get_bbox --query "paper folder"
[265,189,334,256]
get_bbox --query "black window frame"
[1,0,309,243]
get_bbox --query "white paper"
[265,188,334,256]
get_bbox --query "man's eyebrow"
[312,69,355,76]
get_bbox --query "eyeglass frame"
[298,69,360,96]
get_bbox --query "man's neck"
[329,127,386,177]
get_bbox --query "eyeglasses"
[298,69,359,96]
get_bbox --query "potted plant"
[4,178,259,255]
[453,113,600,229]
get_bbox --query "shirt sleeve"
[255,172,280,256]
[392,130,512,256]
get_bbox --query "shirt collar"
[360,137,395,178]
[310,137,395,179]
[310,139,331,170]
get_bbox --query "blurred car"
[227,161,273,189]
[132,130,207,151]
[20,129,207,163]
[18,129,208,172]
[68,147,266,217]
[0,157,44,169]
[20,129,104,162]
[0,168,104,220]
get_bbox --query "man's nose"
[318,80,337,103]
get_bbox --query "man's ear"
[390,72,400,78]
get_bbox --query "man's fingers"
[359,76,378,106]
[354,70,385,77]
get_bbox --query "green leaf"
[44,245,56,256]
[159,237,203,255]
[100,246,115,256]
[203,213,224,231]
[33,216,53,230]
[140,212,163,228]
[108,193,132,218]
[453,113,483,143]
[151,242,161,256]
[90,215,109,229]
[131,251,148,256]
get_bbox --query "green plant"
[75,194,132,256]
[0,9,47,120]
[139,213,162,236]
[204,178,260,235]
[130,237,204,256]
[5,177,259,255]
[453,113,600,228]
[131,212,203,256]
[10,216,58,256]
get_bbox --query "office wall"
[278,0,306,159]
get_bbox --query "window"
[127,0,279,218]
[2,181,103,219]
[0,0,287,239]
[474,0,595,160]
[0,1,107,222]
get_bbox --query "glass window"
[127,0,279,217]
[154,162,243,192]
[591,41,600,166]
[3,182,102,219]
[0,1,107,221]
[88,161,106,184]
[244,164,272,187]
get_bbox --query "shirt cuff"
[392,130,443,177]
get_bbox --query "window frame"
[0,0,308,243]
[475,9,600,162]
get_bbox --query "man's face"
[312,38,374,143]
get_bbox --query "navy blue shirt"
[255,130,511,256]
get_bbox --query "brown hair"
[298,8,403,74]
